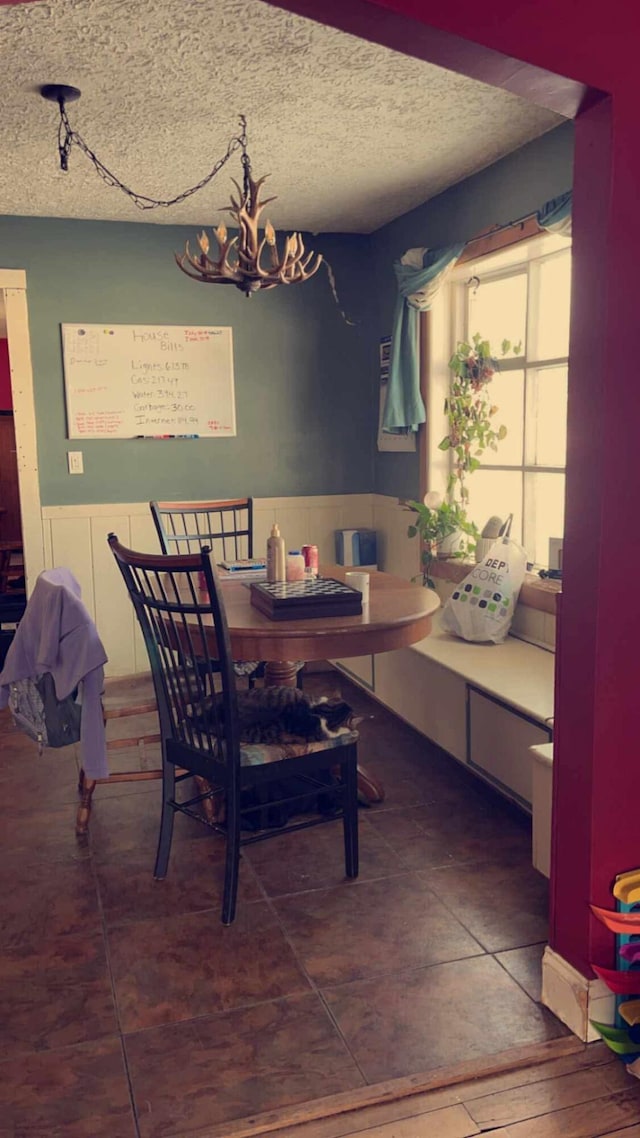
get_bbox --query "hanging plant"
[404,330,519,587]
[439,332,520,503]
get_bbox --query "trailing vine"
[404,330,519,586]
[439,332,520,503]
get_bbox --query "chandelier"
[40,86,323,298]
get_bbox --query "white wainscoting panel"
[49,515,96,620]
[254,495,373,566]
[42,496,375,676]
[91,513,135,676]
[373,494,420,580]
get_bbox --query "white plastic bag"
[440,537,528,643]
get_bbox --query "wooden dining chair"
[150,498,254,559]
[0,541,25,595]
[75,673,162,835]
[108,534,359,925]
[149,497,303,689]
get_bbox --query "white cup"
[345,570,370,604]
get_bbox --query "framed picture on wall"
[376,336,416,453]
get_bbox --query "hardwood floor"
[220,1041,640,1138]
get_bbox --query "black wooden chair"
[108,534,359,925]
[150,497,303,689]
[150,498,254,560]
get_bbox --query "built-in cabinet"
[335,627,554,812]
[367,648,467,764]
[467,687,552,809]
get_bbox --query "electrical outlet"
[67,451,84,475]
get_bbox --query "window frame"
[423,231,571,566]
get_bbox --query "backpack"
[8,673,82,752]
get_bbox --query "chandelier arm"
[251,235,283,279]
[215,236,240,272]
[199,233,240,268]
[182,246,240,280]
[304,256,324,278]
[55,100,245,211]
[298,250,319,273]
[174,258,239,284]
[175,250,243,283]
[287,254,323,283]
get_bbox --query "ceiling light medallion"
[40,88,322,298]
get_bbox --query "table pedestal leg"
[264,661,299,687]
[263,660,385,805]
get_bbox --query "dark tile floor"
[0,671,566,1137]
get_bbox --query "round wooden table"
[218,564,439,684]
[218,566,440,802]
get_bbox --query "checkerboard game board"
[250,577,363,620]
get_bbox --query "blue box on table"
[334,529,377,568]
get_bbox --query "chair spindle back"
[108,535,241,773]
[150,498,253,561]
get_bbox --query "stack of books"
[217,558,267,581]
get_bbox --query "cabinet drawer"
[468,687,551,808]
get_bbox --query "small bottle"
[286,551,306,582]
[266,523,286,583]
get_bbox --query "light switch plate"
[67,451,83,474]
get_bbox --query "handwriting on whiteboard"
[62,324,236,439]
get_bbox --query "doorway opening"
[0,294,24,581]
[0,291,27,666]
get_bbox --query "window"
[450,237,571,566]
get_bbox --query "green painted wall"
[0,217,375,505]
[1,123,574,508]
[370,120,575,500]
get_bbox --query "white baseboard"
[541,945,614,1040]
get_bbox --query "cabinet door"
[333,655,374,689]
[468,687,551,809]
[374,648,467,762]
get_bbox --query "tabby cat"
[197,688,363,831]
[234,686,358,744]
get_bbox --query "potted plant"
[440,332,519,503]
[403,491,478,589]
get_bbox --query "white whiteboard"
[62,323,236,438]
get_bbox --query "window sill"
[429,558,560,615]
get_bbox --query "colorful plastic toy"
[590,867,640,1077]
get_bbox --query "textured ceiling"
[0,0,564,233]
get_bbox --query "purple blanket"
[0,568,109,778]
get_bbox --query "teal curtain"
[383,243,464,434]
[537,190,572,236]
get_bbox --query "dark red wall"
[0,340,12,411]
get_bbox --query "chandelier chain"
[55,100,246,211]
[42,89,356,319]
